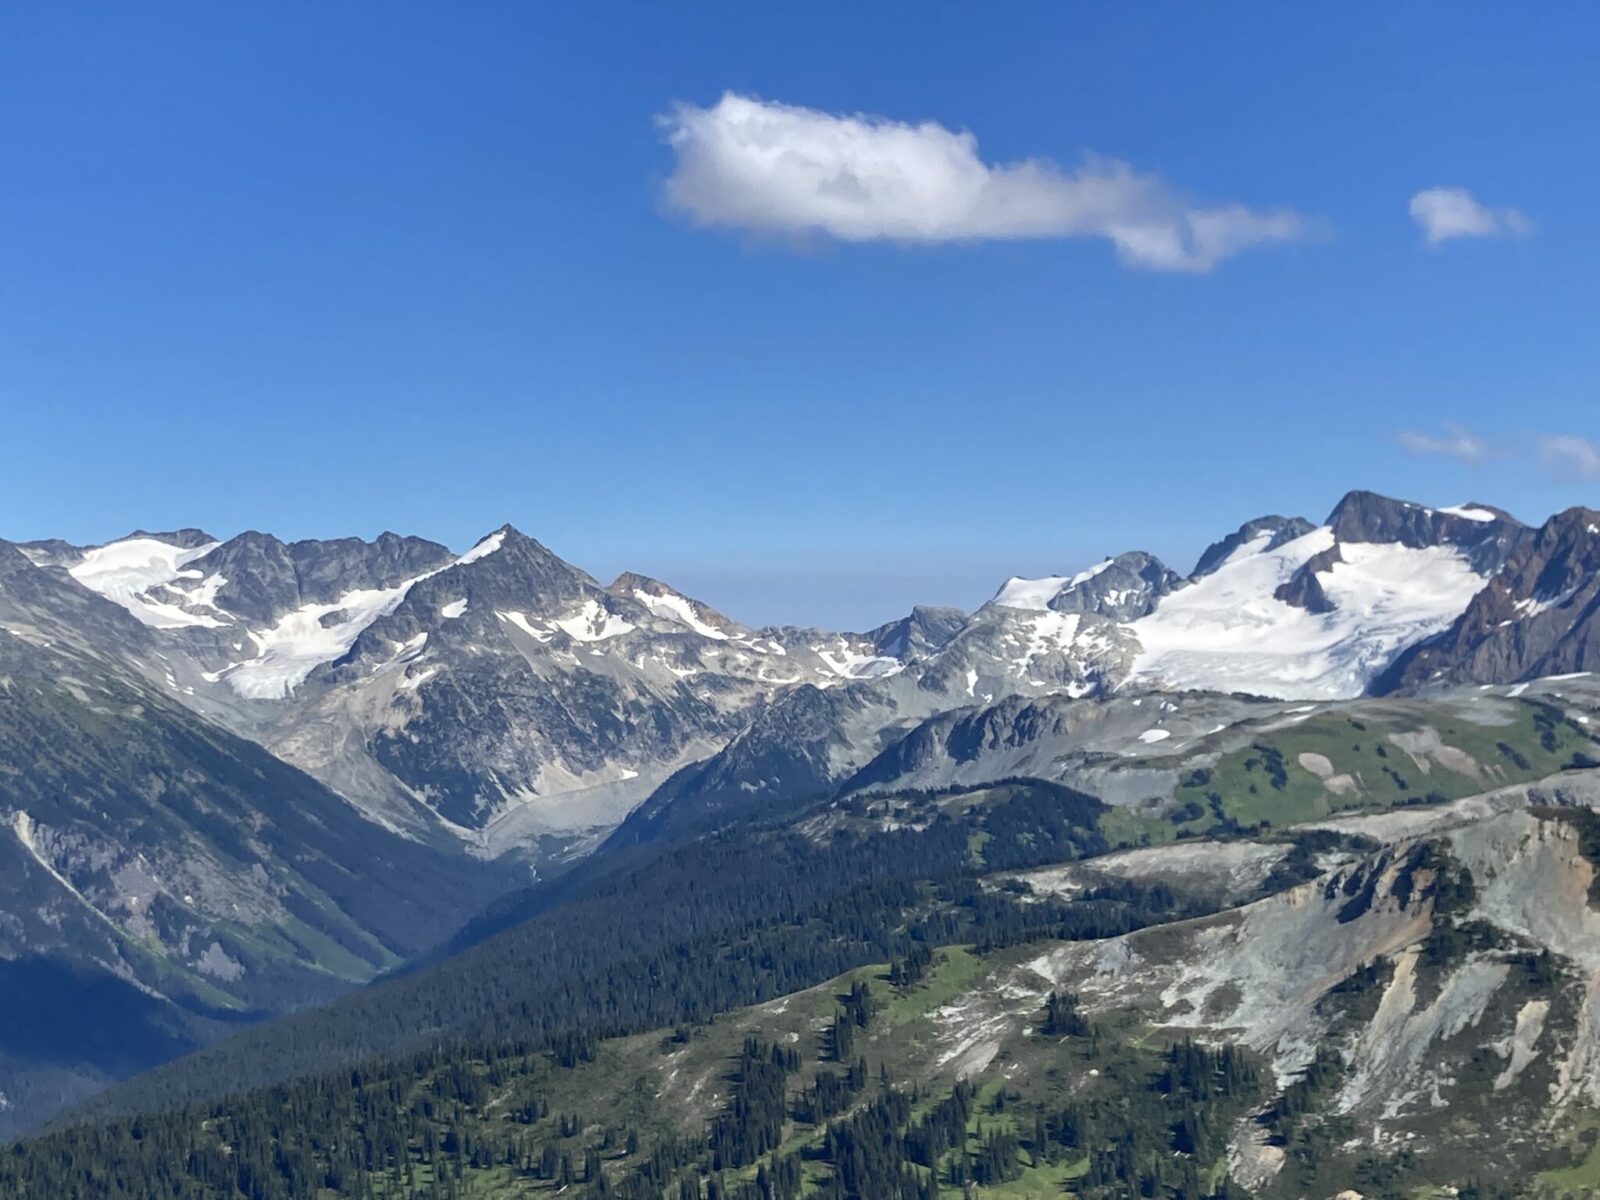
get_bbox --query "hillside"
[14,763,1600,1197]
[0,625,516,1138]
[2,659,1597,1195]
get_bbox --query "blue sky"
[4,3,1598,627]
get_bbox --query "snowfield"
[69,536,224,628]
[223,580,421,699]
[1127,527,1485,699]
[989,558,1113,611]
[966,521,1492,701]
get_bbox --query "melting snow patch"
[497,610,553,642]
[440,598,468,619]
[631,588,727,639]
[814,642,904,682]
[399,666,438,691]
[1138,729,1171,744]
[166,571,227,612]
[553,600,636,642]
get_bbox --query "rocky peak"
[606,572,743,638]
[188,530,454,626]
[1516,506,1600,602]
[186,532,299,625]
[1191,515,1315,578]
[1325,490,1526,572]
[13,537,80,565]
[122,527,218,550]
[608,570,670,596]
[427,524,599,611]
[1047,550,1179,621]
[283,533,453,601]
[0,537,159,657]
[0,538,36,577]
[869,605,968,661]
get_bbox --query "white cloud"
[1408,187,1532,245]
[1398,425,1490,464]
[1537,435,1600,480]
[658,93,1304,272]
[1396,426,1600,481]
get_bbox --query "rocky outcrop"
[869,605,968,660]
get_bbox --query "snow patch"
[1218,531,1275,569]
[399,666,439,691]
[497,610,553,642]
[440,598,468,619]
[455,530,506,566]
[814,642,905,682]
[993,609,1113,696]
[553,599,636,643]
[632,588,728,639]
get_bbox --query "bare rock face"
[191,530,455,626]
[1376,506,1600,693]
[868,605,969,661]
[1272,492,1528,618]
[1324,491,1527,574]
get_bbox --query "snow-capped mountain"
[5,487,1593,865]
[4,486,1600,1134]
[983,491,1531,701]
[598,491,1577,842]
[15,524,919,845]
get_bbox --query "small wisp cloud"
[1398,426,1490,464]
[1408,187,1532,245]
[1400,426,1599,480]
[1538,435,1600,481]
[659,92,1304,272]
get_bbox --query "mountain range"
[3,488,1600,1144]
